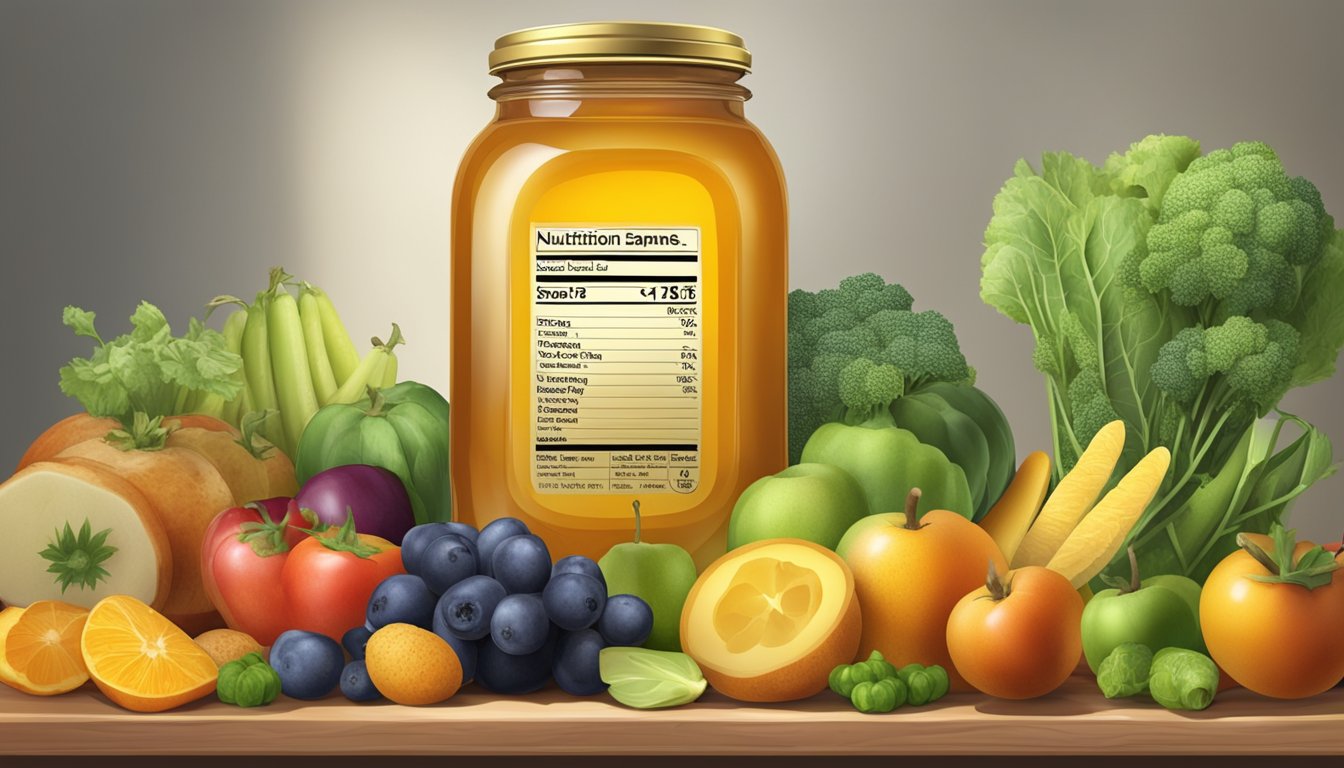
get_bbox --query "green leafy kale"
[981,135,1344,584]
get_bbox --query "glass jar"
[450,22,788,566]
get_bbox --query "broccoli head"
[1136,141,1334,318]
[788,273,971,462]
[1150,316,1300,416]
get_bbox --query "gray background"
[2,0,1341,539]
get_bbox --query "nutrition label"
[530,225,702,495]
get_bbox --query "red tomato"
[202,500,402,644]
[201,500,308,645]
[280,529,403,640]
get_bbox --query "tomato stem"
[985,559,1010,601]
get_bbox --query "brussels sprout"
[1097,643,1154,699]
[1149,647,1218,711]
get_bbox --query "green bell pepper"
[295,381,451,525]
[217,652,282,708]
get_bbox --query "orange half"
[0,601,90,696]
[80,595,218,712]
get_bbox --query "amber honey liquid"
[451,67,787,566]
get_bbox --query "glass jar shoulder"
[455,115,784,196]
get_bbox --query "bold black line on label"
[534,275,698,283]
[535,255,699,262]
[534,444,699,452]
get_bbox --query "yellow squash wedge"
[1047,446,1172,588]
[1013,420,1126,568]
[979,451,1051,562]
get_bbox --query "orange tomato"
[1200,533,1344,699]
[946,565,1083,699]
[841,506,1006,691]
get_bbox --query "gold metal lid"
[489,22,751,75]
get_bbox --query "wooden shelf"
[1,676,1341,756]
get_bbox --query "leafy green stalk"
[59,301,244,432]
[980,135,1344,585]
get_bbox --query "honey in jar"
[450,22,787,566]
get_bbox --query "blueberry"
[366,574,437,630]
[342,625,373,660]
[431,610,480,683]
[475,628,556,695]
[475,518,530,577]
[551,555,606,590]
[597,594,654,647]
[553,629,607,696]
[543,572,607,631]
[437,575,507,641]
[491,534,551,594]
[421,534,478,594]
[441,521,480,544]
[490,593,550,655]
[270,630,344,700]
[401,523,455,575]
[340,659,382,703]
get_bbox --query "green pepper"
[806,414,976,536]
[851,679,899,714]
[848,661,876,686]
[863,650,897,681]
[901,666,935,706]
[217,652,282,708]
[828,664,858,698]
[881,675,908,709]
[295,381,451,525]
[924,664,950,701]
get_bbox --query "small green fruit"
[599,501,698,652]
[1081,548,1205,673]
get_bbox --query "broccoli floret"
[1150,317,1300,416]
[787,273,971,462]
[837,358,905,415]
[1136,141,1334,318]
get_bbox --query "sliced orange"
[0,601,90,695]
[80,595,218,712]
[681,539,861,702]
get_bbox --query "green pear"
[728,463,869,551]
[599,501,698,652]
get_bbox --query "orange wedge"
[80,595,218,712]
[0,601,90,695]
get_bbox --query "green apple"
[728,463,869,551]
[1080,549,1205,673]
[599,501,698,652]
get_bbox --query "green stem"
[372,323,405,353]
[306,510,382,558]
[237,503,294,557]
[365,386,388,417]
[105,411,173,452]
